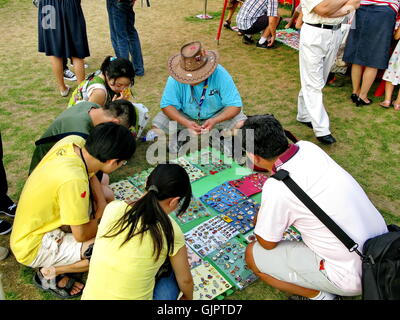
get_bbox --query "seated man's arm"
[202,106,241,131]
[89,175,107,219]
[162,105,202,135]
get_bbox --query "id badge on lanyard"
[190,79,208,124]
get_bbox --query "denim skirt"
[343,5,396,69]
[38,0,90,59]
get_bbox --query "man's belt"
[306,22,341,31]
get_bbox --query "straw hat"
[167,41,219,85]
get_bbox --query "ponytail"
[104,164,192,260]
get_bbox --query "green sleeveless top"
[68,71,112,108]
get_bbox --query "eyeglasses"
[121,160,128,166]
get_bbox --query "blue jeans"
[152,270,180,300]
[106,0,144,75]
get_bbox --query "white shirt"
[301,0,344,25]
[255,141,387,293]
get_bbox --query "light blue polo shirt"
[160,65,243,120]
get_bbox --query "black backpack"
[272,169,400,300]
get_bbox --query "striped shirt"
[361,0,400,13]
[236,0,279,31]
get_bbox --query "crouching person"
[82,164,194,300]
[241,115,387,300]
[10,122,136,298]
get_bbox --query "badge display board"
[109,180,143,203]
[187,149,233,175]
[171,197,216,233]
[221,199,259,235]
[185,216,240,258]
[207,237,258,289]
[228,173,268,197]
[200,183,247,213]
[192,261,233,300]
[170,157,206,183]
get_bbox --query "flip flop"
[33,271,84,299]
[379,100,392,108]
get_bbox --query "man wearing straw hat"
[151,42,247,152]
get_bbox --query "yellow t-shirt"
[10,135,90,265]
[81,200,185,300]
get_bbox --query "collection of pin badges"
[109,180,143,203]
[200,183,247,213]
[127,167,154,192]
[171,157,206,182]
[282,225,302,242]
[188,150,232,175]
[221,199,259,234]
[229,173,268,197]
[186,245,204,269]
[185,216,240,257]
[208,238,258,289]
[243,225,302,244]
[275,29,300,51]
[192,262,233,300]
[172,197,211,226]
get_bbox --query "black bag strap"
[271,169,365,259]
[35,132,89,146]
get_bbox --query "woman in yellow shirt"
[82,164,194,300]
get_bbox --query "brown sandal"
[379,100,392,108]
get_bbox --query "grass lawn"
[0,0,399,300]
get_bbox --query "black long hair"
[104,164,192,260]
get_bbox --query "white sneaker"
[0,247,9,261]
[63,69,77,81]
[60,85,71,97]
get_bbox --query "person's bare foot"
[57,275,84,295]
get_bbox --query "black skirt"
[38,0,90,59]
[343,5,396,70]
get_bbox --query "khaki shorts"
[29,229,82,269]
[252,241,355,296]
[152,109,247,135]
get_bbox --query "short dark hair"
[100,56,135,86]
[241,115,289,160]
[85,122,136,163]
[103,99,136,128]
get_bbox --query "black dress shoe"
[350,93,358,103]
[317,134,336,145]
[297,121,313,129]
[356,97,373,107]
[242,35,254,45]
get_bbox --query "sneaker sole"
[0,226,12,235]
[64,77,77,82]
[0,210,14,217]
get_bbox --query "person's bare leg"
[351,64,363,96]
[49,56,67,92]
[358,67,378,103]
[226,3,239,24]
[245,242,320,298]
[40,239,94,295]
[71,57,85,84]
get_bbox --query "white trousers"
[297,23,343,137]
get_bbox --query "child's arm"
[394,26,400,40]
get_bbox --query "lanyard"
[80,148,95,218]
[190,79,208,122]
